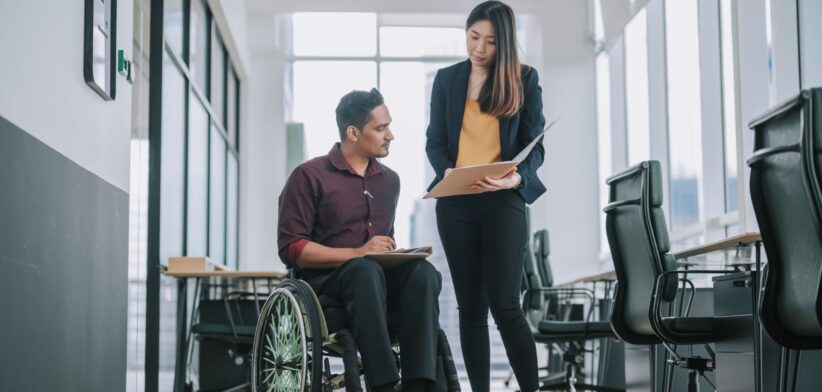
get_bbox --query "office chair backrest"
[748,88,822,348]
[522,208,545,314]
[533,229,553,288]
[604,161,678,345]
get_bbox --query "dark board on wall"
[0,115,128,391]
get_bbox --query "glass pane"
[596,52,612,254]
[187,93,209,256]
[210,23,226,126]
[163,0,184,56]
[158,50,185,392]
[227,65,238,147]
[189,0,208,90]
[227,153,239,269]
[209,129,226,266]
[666,0,703,228]
[292,13,377,56]
[379,27,465,58]
[379,62,449,246]
[721,0,738,213]
[127,1,150,387]
[798,0,822,88]
[625,9,650,165]
[158,275,178,390]
[160,51,185,264]
[292,61,377,159]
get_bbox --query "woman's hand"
[470,167,522,192]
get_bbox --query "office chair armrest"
[524,288,599,325]
[525,287,596,304]
[651,269,736,329]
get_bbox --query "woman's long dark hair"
[467,1,524,118]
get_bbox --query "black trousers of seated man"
[300,257,441,389]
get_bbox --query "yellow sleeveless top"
[456,99,501,167]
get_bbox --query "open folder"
[423,118,559,199]
[365,246,433,267]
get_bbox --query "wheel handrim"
[257,289,309,392]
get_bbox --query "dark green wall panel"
[0,115,128,391]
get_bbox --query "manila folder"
[423,161,517,199]
[423,118,557,199]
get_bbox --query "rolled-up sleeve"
[277,167,319,268]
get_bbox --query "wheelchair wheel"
[252,279,324,392]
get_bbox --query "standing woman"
[425,1,545,391]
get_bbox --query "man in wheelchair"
[277,89,442,392]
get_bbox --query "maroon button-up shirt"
[277,143,400,268]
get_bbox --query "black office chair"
[604,161,730,392]
[748,88,822,390]
[191,289,266,392]
[534,229,553,290]
[519,212,622,392]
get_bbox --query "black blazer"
[425,59,547,204]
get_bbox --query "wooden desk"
[161,269,286,278]
[672,233,765,392]
[672,232,762,260]
[556,269,617,288]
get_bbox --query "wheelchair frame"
[250,277,460,392]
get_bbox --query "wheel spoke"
[255,289,310,392]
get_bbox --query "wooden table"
[162,270,286,278]
[557,270,618,288]
[672,232,762,260]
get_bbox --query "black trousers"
[301,257,441,388]
[436,190,539,392]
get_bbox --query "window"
[189,0,208,90]
[293,13,377,57]
[141,2,243,388]
[596,52,612,255]
[665,0,703,229]
[209,126,227,266]
[625,9,650,165]
[227,154,239,266]
[211,24,226,126]
[798,0,822,88]
[720,0,738,213]
[159,53,186,263]
[378,27,465,57]
[164,0,184,56]
[187,93,209,256]
[379,61,452,240]
[127,2,151,389]
[227,65,239,146]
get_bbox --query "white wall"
[210,0,251,79]
[0,0,133,191]
[239,13,288,271]
[531,0,601,284]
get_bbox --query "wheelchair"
[250,273,461,391]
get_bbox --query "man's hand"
[470,167,522,192]
[358,235,397,255]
